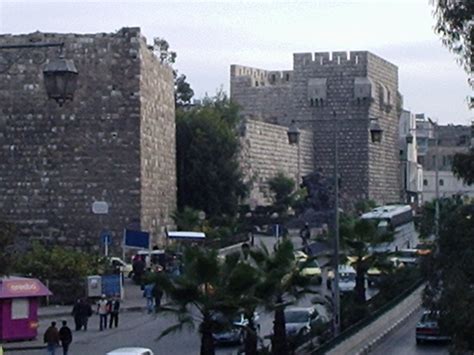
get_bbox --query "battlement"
[293,51,369,67]
[231,64,292,87]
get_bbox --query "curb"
[356,303,421,355]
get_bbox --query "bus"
[361,204,418,253]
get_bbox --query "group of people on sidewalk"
[143,282,163,314]
[96,294,121,331]
[43,294,121,354]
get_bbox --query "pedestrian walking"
[108,294,120,328]
[80,298,93,331]
[58,320,73,355]
[71,299,82,330]
[143,283,154,314]
[152,282,164,313]
[97,294,109,331]
[43,321,60,355]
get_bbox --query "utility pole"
[332,110,341,336]
[428,118,440,239]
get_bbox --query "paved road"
[371,309,448,355]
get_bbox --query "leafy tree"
[422,203,474,352]
[153,37,176,64]
[268,173,295,214]
[175,74,194,107]
[176,93,247,220]
[0,220,15,276]
[452,150,474,185]
[417,197,463,239]
[15,244,102,303]
[340,216,393,303]
[431,0,474,72]
[250,239,312,355]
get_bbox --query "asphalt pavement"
[371,309,448,355]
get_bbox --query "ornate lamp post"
[0,42,78,106]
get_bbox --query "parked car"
[416,310,451,344]
[284,306,327,338]
[109,257,133,278]
[106,347,154,355]
[212,312,259,345]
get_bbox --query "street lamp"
[287,113,383,336]
[0,42,79,106]
[287,120,301,184]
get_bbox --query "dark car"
[212,313,259,345]
[416,311,451,344]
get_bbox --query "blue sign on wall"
[123,229,150,249]
[100,230,112,245]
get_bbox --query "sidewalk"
[38,278,145,319]
[3,279,146,352]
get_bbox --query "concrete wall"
[239,119,314,205]
[0,28,176,250]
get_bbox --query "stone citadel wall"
[0,27,176,250]
[239,118,314,205]
[231,51,402,207]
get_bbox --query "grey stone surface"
[231,51,403,209]
[238,118,314,205]
[0,27,176,250]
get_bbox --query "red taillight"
[416,327,437,335]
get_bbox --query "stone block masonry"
[239,118,314,205]
[0,28,176,251]
[231,51,402,208]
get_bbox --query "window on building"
[423,179,428,186]
[286,73,290,81]
[439,179,444,186]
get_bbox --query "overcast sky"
[1,0,472,125]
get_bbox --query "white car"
[106,348,154,355]
[109,257,133,277]
[338,265,357,292]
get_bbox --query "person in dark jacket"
[152,282,164,313]
[43,321,60,355]
[71,299,82,330]
[108,294,121,328]
[79,298,93,331]
[58,320,73,355]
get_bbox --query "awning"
[167,231,206,241]
[0,277,52,299]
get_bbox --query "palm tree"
[156,247,238,355]
[340,217,393,303]
[250,239,313,355]
[222,251,262,355]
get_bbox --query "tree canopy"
[176,92,247,220]
[452,150,474,185]
[431,0,474,73]
[422,202,474,352]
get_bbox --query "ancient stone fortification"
[239,118,314,205]
[0,27,176,250]
[231,51,402,207]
